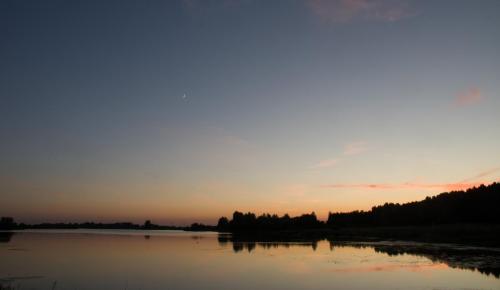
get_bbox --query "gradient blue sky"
[1,0,499,225]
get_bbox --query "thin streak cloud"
[310,158,339,169]
[320,181,487,192]
[461,167,500,182]
[344,141,369,156]
[321,168,500,192]
[311,141,369,169]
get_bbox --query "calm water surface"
[1,230,499,290]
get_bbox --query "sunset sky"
[1,0,499,225]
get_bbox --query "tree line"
[217,211,324,232]
[2,182,499,232]
[327,182,500,227]
[217,182,500,231]
[0,218,184,231]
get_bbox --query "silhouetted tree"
[143,220,152,229]
[0,232,14,243]
[327,182,500,227]
[0,217,16,230]
[217,217,230,231]
[189,223,216,231]
[221,211,324,232]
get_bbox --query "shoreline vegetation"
[1,182,499,247]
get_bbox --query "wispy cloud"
[306,0,416,23]
[321,168,500,192]
[310,158,339,169]
[344,141,368,155]
[311,141,369,169]
[461,167,500,182]
[320,167,500,191]
[320,181,486,192]
[454,87,482,106]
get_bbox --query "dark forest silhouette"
[216,182,500,232]
[327,182,500,227]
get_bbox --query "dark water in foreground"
[1,230,499,290]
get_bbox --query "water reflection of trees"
[0,232,14,243]
[359,242,500,279]
[218,234,319,253]
[338,242,500,279]
[218,234,500,279]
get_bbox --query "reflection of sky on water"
[0,231,499,290]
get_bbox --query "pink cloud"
[344,141,368,155]
[311,158,339,169]
[320,181,488,192]
[321,168,500,192]
[454,87,482,106]
[306,0,416,23]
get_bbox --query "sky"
[1,0,499,225]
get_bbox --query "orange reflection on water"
[0,231,499,290]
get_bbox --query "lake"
[1,230,499,290]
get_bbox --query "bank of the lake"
[223,224,500,248]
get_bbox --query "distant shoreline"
[3,223,500,248]
[2,183,499,247]
[0,218,217,232]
